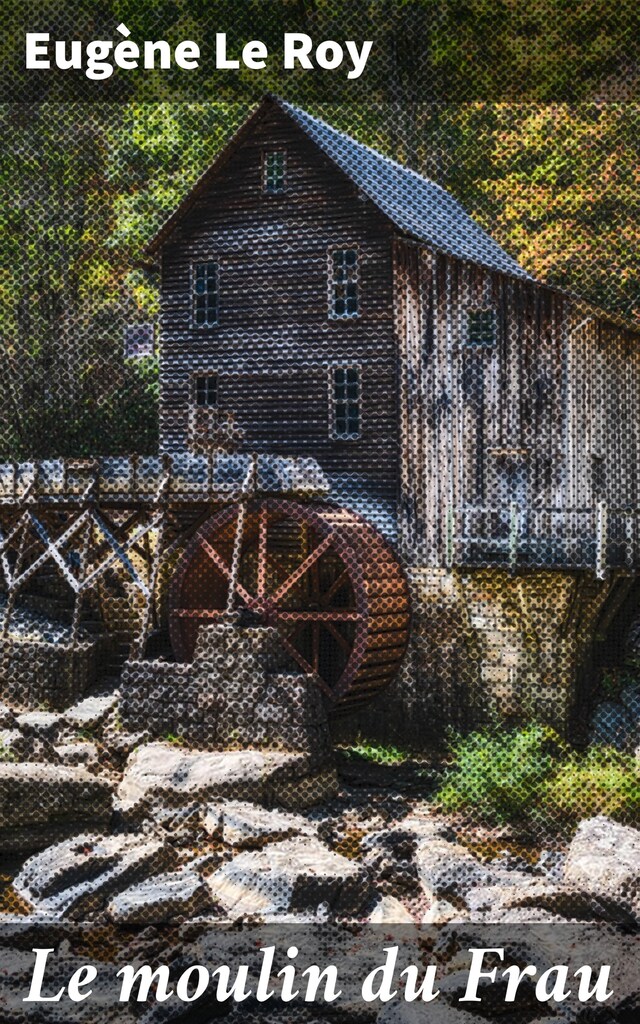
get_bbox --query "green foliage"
[436,723,640,831]
[164,732,186,746]
[437,724,566,825]
[0,741,15,763]
[540,747,640,827]
[1,92,638,461]
[345,738,411,765]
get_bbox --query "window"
[331,367,360,438]
[192,261,218,327]
[194,373,218,407]
[330,248,359,318]
[466,308,496,347]
[263,150,286,193]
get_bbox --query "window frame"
[192,371,219,409]
[262,149,287,194]
[191,258,219,329]
[329,364,361,441]
[328,245,360,320]
[465,307,497,348]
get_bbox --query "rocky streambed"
[0,695,639,1022]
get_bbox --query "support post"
[445,504,454,569]
[509,502,519,573]
[595,501,608,580]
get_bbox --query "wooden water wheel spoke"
[200,536,254,606]
[168,499,410,710]
[325,620,353,651]
[256,503,268,598]
[271,533,335,602]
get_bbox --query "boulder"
[0,702,17,728]
[378,1003,482,1024]
[15,710,64,742]
[203,800,316,848]
[0,728,31,759]
[64,692,118,731]
[360,830,421,896]
[368,894,414,924]
[14,831,176,920]
[415,838,495,900]
[54,740,100,767]
[563,815,640,920]
[118,743,336,812]
[207,836,373,920]
[107,866,217,924]
[0,762,112,853]
[422,898,469,924]
[464,878,625,923]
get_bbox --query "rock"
[415,838,495,900]
[14,832,176,919]
[360,830,421,895]
[368,894,414,924]
[207,836,373,920]
[589,701,634,750]
[107,866,217,925]
[118,743,335,812]
[465,878,623,922]
[0,728,31,759]
[0,762,112,853]
[563,815,640,920]
[64,692,118,731]
[0,702,17,728]
[378,1002,481,1024]
[15,710,64,741]
[400,806,455,841]
[203,800,316,848]
[422,898,469,924]
[535,849,565,883]
[54,740,100,767]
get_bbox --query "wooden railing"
[447,502,640,576]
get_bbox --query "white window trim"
[262,149,287,194]
[328,363,362,441]
[191,258,219,329]
[327,245,361,320]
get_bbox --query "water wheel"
[168,499,410,713]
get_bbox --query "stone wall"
[333,566,626,748]
[120,621,332,762]
[0,637,101,711]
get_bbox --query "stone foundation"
[120,621,332,761]
[0,637,101,711]
[334,566,628,747]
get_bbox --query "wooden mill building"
[148,97,640,740]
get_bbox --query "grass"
[435,723,640,832]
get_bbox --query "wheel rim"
[168,499,410,708]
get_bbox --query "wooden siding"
[395,240,640,567]
[159,105,399,515]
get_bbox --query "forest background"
[1,0,638,458]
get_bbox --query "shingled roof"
[148,97,531,279]
[279,101,531,280]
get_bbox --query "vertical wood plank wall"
[394,240,640,567]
